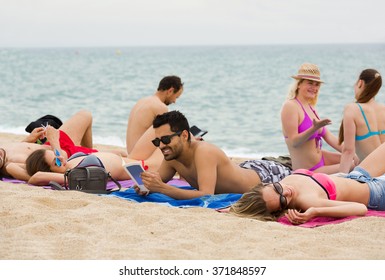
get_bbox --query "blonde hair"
[286,80,300,100]
[286,79,318,106]
[229,184,283,221]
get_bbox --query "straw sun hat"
[291,63,324,83]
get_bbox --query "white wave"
[0,126,28,135]
[93,135,125,148]
[221,146,282,159]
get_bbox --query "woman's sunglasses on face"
[54,149,61,167]
[272,182,287,210]
[151,131,182,147]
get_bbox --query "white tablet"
[123,162,149,192]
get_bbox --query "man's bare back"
[125,75,184,157]
[126,95,168,153]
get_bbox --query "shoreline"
[1,132,385,260]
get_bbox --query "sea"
[1,44,385,158]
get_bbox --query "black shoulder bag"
[49,166,121,194]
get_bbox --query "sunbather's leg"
[59,110,93,148]
[129,126,157,160]
[358,142,385,177]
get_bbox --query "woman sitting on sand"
[26,149,137,186]
[281,63,356,174]
[338,69,384,173]
[229,141,385,224]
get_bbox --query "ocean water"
[1,44,385,158]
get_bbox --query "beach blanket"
[0,177,241,210]
[277,210,385,228]
[108,179,242,209]
[3,177,385,222]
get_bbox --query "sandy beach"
[1,132,385,260]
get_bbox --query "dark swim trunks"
[239,159,292,184]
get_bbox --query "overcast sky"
[1,0,385,47]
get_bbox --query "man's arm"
[22,127,46,143]
[141,146,219,199]
[5,163,30,181]
[141,173,210,199]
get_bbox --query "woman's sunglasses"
[54,149,62,167]
[151,131,182,147]
[272,182,287,210]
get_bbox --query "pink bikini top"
[296,98,326,148]
[294,169,337,200]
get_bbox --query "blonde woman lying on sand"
[230,141,385,224]
[25,150,141,186]
[281,63,358,174]
[338,69,384,173]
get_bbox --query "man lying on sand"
[137,110,292,199]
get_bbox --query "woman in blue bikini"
[338,69,384,173]
[281,63,356,174]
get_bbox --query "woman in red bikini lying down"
[280,63,358,174]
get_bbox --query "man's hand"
[133,185,150,196]
[140,171,164,193]
[23,127,46,143]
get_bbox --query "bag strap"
[49,181,66,190]
[63,169,70,190]
[108,172,122,191]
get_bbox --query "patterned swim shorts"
[239,159,292,184]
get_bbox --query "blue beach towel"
[108,179,242,209]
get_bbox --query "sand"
[1,132,385,260]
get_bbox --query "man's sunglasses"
[272,182,287,210]
[151,131,182,147]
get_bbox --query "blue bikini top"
[355,103,385,141]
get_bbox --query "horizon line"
[1,42,385,49]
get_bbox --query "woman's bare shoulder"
[343,102,360,114]
[282,99,299,110]
[281,99,300,118]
